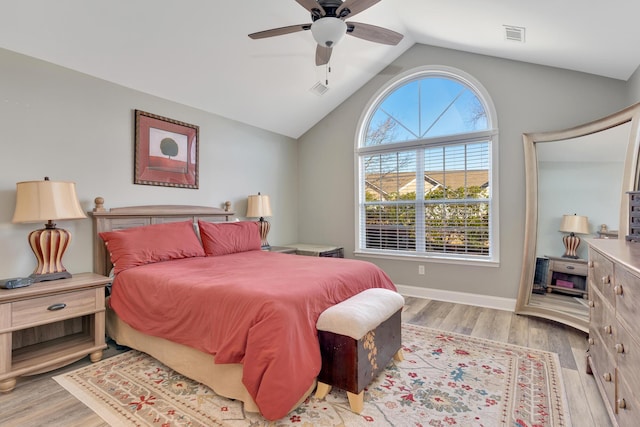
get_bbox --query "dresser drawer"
[616,322,640,393]
[589,248,615,303]
[590,287,616,350]
[615,265,640,325]
[589,330,616,412]
[616,374,640,427]
[11,289,98,328]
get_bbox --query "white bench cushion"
[316,288,404,340]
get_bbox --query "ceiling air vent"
[310,81,329,96]
[503,25,525,43]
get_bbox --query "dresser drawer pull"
[601,276,610,284]
[565,265,575,270]
[588,300,595,308]
[588,260,594,268]
[603,372,612,382]
[614,285,623,296]
[615,343,625,354]
[618,398,626,409]
[47,303,67,311]
[588,337,594,345]
[604,325,612,334]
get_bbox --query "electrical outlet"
[418,265,425,275]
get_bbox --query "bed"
[89,198,398,421]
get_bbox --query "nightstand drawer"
[11,289,98,328]
[549,259,588,276]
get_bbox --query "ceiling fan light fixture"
[311,17,347,48]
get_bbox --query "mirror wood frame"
[516,103,640,332]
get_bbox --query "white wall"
[297,43,629,299]
[0,48,299,278]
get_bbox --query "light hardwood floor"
[0,296,611,426]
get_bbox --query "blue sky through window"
[366,77,488,146]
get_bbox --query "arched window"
[356,66,499,263]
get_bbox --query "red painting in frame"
[134,110,199,189]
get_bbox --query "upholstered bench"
[315,288,404,413]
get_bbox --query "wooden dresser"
[587,239,640,427]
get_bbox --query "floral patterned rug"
[54,323,570,426]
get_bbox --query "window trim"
[354,65,500,265]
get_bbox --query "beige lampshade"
[559,214,589,235]
[12,178,86,224]
[246,193,272,218]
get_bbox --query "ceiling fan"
[248,0,403,66]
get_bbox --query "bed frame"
[89,197,315,415]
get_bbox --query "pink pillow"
[198,220,261,256]
[99,221,205,274]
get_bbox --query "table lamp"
[246,192,272,248]
[12,177,87,282]
[559,214,589,259]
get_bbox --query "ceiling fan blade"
[316,45,332,65]
[346,21,403,45]
[336,0,381,19]
[248,24,311,40]
[295,0,325,16]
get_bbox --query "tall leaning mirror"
[516,103,640,332]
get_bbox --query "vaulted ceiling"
[1,0,639,138]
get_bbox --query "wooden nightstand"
[284,243,344,258]
[545,256,588,297]
[0,272,110,392]
[264,246,297,254]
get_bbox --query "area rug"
[54,323,570,426]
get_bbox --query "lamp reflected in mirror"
[559,214,589,258]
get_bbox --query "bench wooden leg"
[315,382,332,399]
[393,349,404,362]
[347,391,364,414]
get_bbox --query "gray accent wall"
[627,65,640,104]
[297,44,629,300]
[0,48,298,278]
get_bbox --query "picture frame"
[134,110,199,189]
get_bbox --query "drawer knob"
[588,300,595,308]
[604,325,612,334]
[618,398,627,409]
[615,343,625,354]
[603,372,612,382]
[47,303,67,311]
[588,337,594,345]
[601,276,610,285]
[566,265,575,270]
[588,260,594,268]
[615,285,623,296]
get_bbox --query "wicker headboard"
[89,197,234,276]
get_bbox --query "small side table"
[0,272,110,392]
[545,256,588,298]
[284,243,344,258]
[263,246,297,254]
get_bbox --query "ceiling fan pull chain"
[324,63,333,86]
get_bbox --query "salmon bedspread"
[109,250,397,420]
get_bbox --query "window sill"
[353,250,499,268]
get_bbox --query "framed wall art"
[134,110,199,189]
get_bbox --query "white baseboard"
[395,284,517,312]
